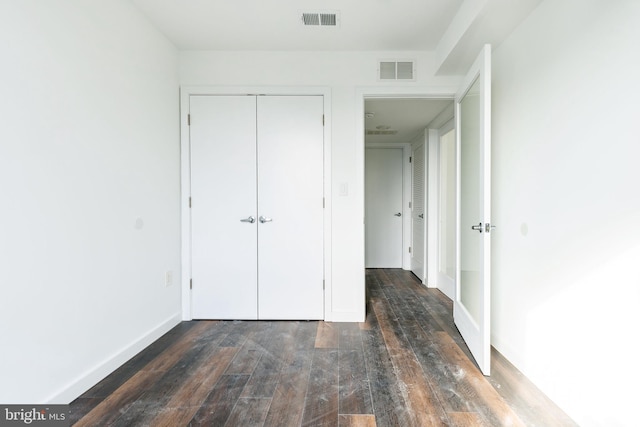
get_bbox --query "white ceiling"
[364,98,452,144]
[131,0,464,51]
[129,0,542,144]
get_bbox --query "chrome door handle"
[259,216,273,223]
[418,214,424,219]
[471,222,483,232]
[394,213,402,217]
[240,216,255,223]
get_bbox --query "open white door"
[454,45,492,375]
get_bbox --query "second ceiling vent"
[301,11,340,27]
[378,60,416,81]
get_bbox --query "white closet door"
[256,96,324,319]
[411,143,426,280]
[190,95,258,320]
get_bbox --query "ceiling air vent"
[301,11,340,27]
[378,60,416,81]
[366,129,399,136]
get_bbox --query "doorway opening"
[362,96,454,290]
[359,45,493,376]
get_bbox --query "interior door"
[256,96,324,319]
[411,143,426,280]
[365,148,403,268]
[455,45,492,375]
[190,95,258,319]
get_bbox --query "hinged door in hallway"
[455,45,492,375]
[190,95,324,320]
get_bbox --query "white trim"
[439,117,455,135]
[426,129,438,288]
[180,86,333,321]
[46,313,181,404]
[330,311,366,323]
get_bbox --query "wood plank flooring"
[70,269,577,426]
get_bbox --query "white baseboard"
[327,311,365,322]
[47,313,182,404]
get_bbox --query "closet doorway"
[188,94,325,320]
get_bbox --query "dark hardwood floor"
[70,269,577,426]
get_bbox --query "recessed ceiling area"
[365,98,453,145]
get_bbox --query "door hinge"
[322,114,325,126]
[190,278,193,289]
[409,156,412,163]
[409,247,412,253]
[323,197,325,208]
[323,279,325,290]
[409,201,412,209]
[188,114,191,126]
[189,197,192,208]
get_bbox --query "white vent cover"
[301,11,340,27]
[378,60,415,81]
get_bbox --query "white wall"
[180,51,461,321]
[0,1,181,403]
[492,0,640,425]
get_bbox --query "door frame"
[436,118,456,299]
[365,143,412,270]
[180,86,332,321]
[356,88,457,290]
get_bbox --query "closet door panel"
[190,95,258,319]
[256,96,324,319]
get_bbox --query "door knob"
[418,213,424,219]
[394,213,402,217]
[240,216,255,223]
[259,216,273,223]
[471,222,483,232]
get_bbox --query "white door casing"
[454,44,492,375]
[365,147,404,268]
[411,143,426,281]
